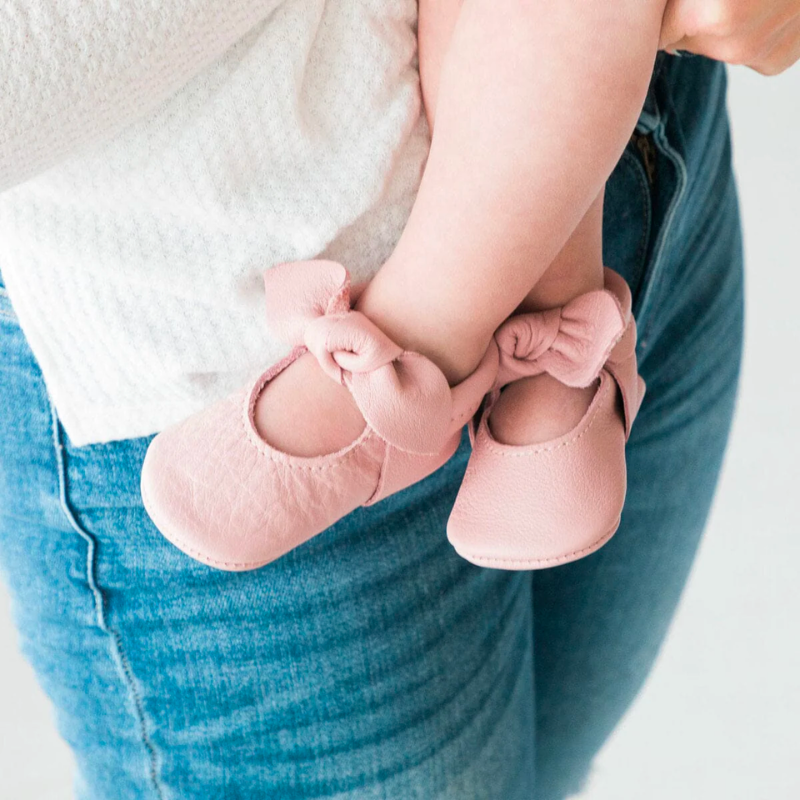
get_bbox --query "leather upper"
[449,267,646,570]
[141,259,499,570]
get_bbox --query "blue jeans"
[0,53,744,799]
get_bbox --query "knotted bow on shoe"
[495,289,627,389]
[493,268,646,438]
[261,260,454,456]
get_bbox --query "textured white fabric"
[0,0,429,446]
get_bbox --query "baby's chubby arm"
[417,0,466,131]
[420,0,667,244]
[369,0,669,336]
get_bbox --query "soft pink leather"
[140,260,499,571]
[447,267,646,570]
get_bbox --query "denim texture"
[0,52,744,799]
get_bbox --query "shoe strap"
[599,268,646,439]
[604,318,646,440]
[262,260,458,456]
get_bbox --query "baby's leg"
[413,0,606,443]
[418,0,605,313]
[418,0,607,442]
[491,190,606,444]
[420,0,607,310]
[256,0,663,455]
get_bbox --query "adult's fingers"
[659,0,695,51]
[662,13,800,74]
[750,15,800,74]
[656,0,764,50]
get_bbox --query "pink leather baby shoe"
[140,260,499,571]
[447,267,646,570]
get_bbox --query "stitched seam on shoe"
[240,381,380,470]
[166,534,267,570]
[481,377,611,457]
[240,346,435,464]
[458,522,618,568]
[241,341,477,463]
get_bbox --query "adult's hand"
[659,0,800,75]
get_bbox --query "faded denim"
[0,52,744,799]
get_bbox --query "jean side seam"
[49,401,165,800]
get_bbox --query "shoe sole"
[449,516,620,571]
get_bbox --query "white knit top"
[0,0,429,446]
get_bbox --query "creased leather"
[447,267,646,571]
[494,286,627,390]
[140,259,499,571]
[264,259,452,456]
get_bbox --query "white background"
[585,62,800,800]
[0,63,798,798]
